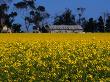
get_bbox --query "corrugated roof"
[49,25,83,30]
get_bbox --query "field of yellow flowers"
[0,33,110,82]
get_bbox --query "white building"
[1,26,12,33]
[48,25,83,33]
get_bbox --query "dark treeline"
[0,0,110,33]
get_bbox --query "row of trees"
[0,0,110,33]
[82,16,110,32]
[54,9,110,32]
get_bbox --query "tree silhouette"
[0,2,17,32]
[81,17,87,28]
[0,3,9,28]
[14,1,27,9]
[14,0,49,32]
[12,24,21,33]
[97,16,104,32]
[77,7,86,25]
[84,18,97,32]
[54,9,76,25]
[105,16,110,32]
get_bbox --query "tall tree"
[0,2,17,32]
[97,16,104,32]
[54,9,76,25]
[84,18,97,32]
[105,16,110,32]
[14,0,49,32]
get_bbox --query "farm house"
[48,25,83,33]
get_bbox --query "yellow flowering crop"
[0,33,110,82]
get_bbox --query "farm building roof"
[48,25,83,30]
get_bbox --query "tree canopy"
[54,9,76,25]
[0,0,49,32]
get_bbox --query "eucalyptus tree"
[0,0,18,32]
[14,0,49,32]
[54,9,76,25]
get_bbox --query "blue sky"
[37,0,110,19]
[13,0,110,31]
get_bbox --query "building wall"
[50,30,83,33]
[49,25,83,33]
[74,30,83,33]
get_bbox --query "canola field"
[0,33,110,82]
